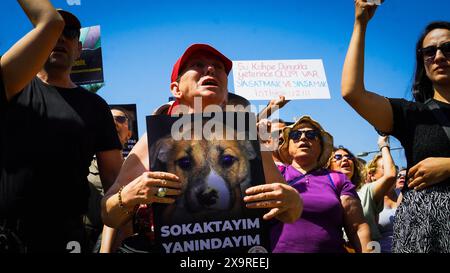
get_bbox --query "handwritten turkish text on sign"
[233,59,330,100]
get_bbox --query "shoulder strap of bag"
[425,99,450,143]
[326,172,340,198]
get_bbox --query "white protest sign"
[232,59,330,100]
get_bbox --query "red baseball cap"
[170,44,232,83]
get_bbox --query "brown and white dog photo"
[149,132,258,224]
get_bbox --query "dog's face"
[150,136,256,220]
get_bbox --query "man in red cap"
[168,43,233,113]
[101,44,303,252]
[0,2,123,252]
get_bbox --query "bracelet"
[379,145,390,151]
[118,186,132,215]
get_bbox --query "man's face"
[46,27,81,71]
[111,109,132,147]
[171,51,228,110]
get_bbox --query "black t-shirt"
[0,76,121,218]
[388,98,450,189]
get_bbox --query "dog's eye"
[220,155,236,168]
[177,157,192,170]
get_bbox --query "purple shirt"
[271,165,359,253]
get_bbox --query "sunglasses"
[62,27,80,40]
[419,41,450,62]
[113,115,128,124]
[333,154,354,161]
[397,173,406,179]
[289,130,320,141]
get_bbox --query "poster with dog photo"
[146,112,271,253]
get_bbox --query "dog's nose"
[201,169,231,210]
[196,187,218,207]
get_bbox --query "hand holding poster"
[233,59,330,100]
[146,112,270,253]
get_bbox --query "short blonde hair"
[364,153,383,182]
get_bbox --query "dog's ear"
[240,140,257,160]
[149,136,173,170]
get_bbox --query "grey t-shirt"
[358,183,384,241]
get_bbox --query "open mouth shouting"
[200,77,219,87]
[340,161,351,171]
[52,45,68,55]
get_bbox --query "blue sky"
[2,0,450,168]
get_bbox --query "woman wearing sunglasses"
[328,137,395,250]
[328,147,365,190]
[342,0,450,252]
[378,168,406,253]
[273,116,371,253]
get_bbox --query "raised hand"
[354,0,381,25]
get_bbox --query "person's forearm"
[381,146,396,179]
[372,146,396,202]
[102,184,135,228]
[342,22,368,102]
[257,106,270,122]
[18,0,63,27]
[2,1,64,100]
[261,151,284,184]
[356,223,372,253]
[99,225,117,253]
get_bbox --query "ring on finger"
[156,187,168,198]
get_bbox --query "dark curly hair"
[412,21,450,103]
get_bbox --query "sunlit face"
[330,149,355,180]
[422,28,450,86]
[172,51,228,110]
[370,158,384,182]
[288,123,322,166]
[396,169,406,190]
[46,31,81,71]
[111,109,132,147]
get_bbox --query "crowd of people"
[0,0,449,253]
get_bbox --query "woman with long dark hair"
[341,0,450,252]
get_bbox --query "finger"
[263,208,282,221]
[408,164,418,179]
[159,188,182,196]
[149,196,177,204]
[145,178,182,189]
[246,200,283,209]
[244,191,279,203]
[245,184,277,195]
[408,176,423,188]
[145,171,179,181]
[414,182,428,191]
[146,187,182,198]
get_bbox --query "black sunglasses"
[113,115,128,124]
[62,27,80,40]
[333,154,354,161]
[397,173,406,179]
[289,129,320,141]
[419,41,450,62]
